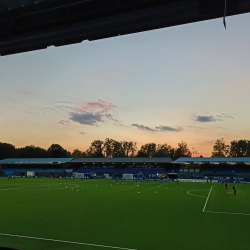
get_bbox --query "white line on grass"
[0,233,138,250]
[0,180,97,191]
[203,211,250,216]
[202,186,213,212]
[187,190,209,198]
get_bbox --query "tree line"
[0,139,191,160]
[0,138,249,161]
[211,138,250,157]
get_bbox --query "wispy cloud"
[105,113,118,122]
[16,90,34,95]
[41,107,56,111]
[10,99,23,103]
[156,125,183,132]
[114,123,129,128]
[217,113,235,119]
[55,105,73,110]
[132,124,183,132]
[79,132,85,135]
[132,124,156,131]
[74,99,116,113]
[187,126,206,129]
[58,120,71,125]
[56,101,75,104]
[192,113,235,123]
[218,126,227,129]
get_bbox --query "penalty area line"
[187,190,208,198]
[202,186,213,212]
[0,233,138,250]
[203,211,250,216]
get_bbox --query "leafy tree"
[136,143,156,157]
[16,145,47,158]
[121,141,137,157]
[71,148,87,159]
[211,138,229,157]
[86,140,104,158]
[103,138,126,158]
[152,149,168,157]
[0,142,16,160]
[103,138,114,158]
[153,143,173,158]
[229,140,250,157]
[135,150,148,157]
[112,140,125,158]
[47,144,71,158]
[173,141,192,160]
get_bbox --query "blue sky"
[0,13,250,156]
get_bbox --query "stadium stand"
[1,157,250,181]
[0,158,73,178]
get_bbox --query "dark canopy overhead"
[172,157,250,164]
[0,158,73,164]
[1,0,250,56]
[0,0,45,12]
[71,158,173,164]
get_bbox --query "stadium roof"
[172,157,250,164]
[71,158,173,164]
[0,0,46,12]
[0,158,73,164]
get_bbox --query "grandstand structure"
[173,157,250,181]
[70,157,174,179]
[1,157,250,181]
[0,158,74,178]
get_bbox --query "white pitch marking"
[202,186,213,212]
[0,233,138,250]
[0,188,67,191]
[204,211,250,216]
[187,190,209,198]
[0,180,96,191]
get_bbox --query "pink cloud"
[74,99,116,113]
[69,100,118,126]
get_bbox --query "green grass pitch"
[0,178,250,250]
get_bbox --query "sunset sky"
[1,13,250,157]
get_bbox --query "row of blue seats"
[77,168,115,173]
[204,171,243,176]
[2,169,73,173]
[77,168,166,173]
